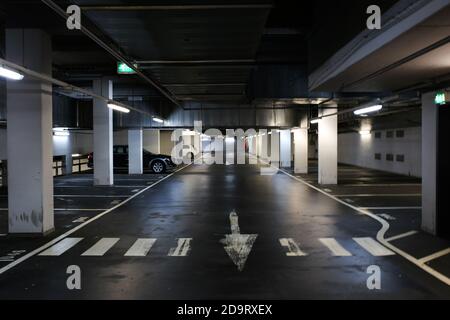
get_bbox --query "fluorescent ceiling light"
[53,127,69,132]
[310,118,320,124]
[354,104,382,115]
[0,66,24,80]
[107,103,130,113]
[152,116,164,123]
[359,130,371,135]
[53,131,69,137]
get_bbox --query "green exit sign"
[117,62,136,74]
[435,92,447,105]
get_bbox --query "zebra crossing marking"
[34,236,397,259]
[319,238,352,256]
[353,237,395,256]
[124,238,156,257]
[279,238,307,256]
[39,238,83,256]
[168,238,192,256]
[81,238,120,256]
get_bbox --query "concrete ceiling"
[309,1,450,93]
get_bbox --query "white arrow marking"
[220,210,257,271]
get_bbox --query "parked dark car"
[87,145,176,173]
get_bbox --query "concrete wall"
[113,129,160,154]
[338,127,421,177]
[160,130,174,156]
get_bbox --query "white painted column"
[270,130,280,165]
[93,78,113,185]
[6,29,54,234]
[280,129,291,167]
[421,92,437,235]
[260,132,269,161]
[128,129,143,174]
[318,107,338,184]
[294,128,308,173]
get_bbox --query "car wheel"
[150,160,165,173]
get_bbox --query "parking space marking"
[359,206,421,210]
[385,230,418,242]
[353,237,395,256]
[319,238,352,256]
[54,195,130,198]
[38,238,84,256]
[279,238,307,256]
[81,238,120,256]
[335,194,421,197]
[0,164,191,275]
[124,238,157,257]
[72,217,90,223]
[54,185,147,188]
[338,183,421,187]
[168,238,192,257]
[419,248,450,264]
[55,208,108,211]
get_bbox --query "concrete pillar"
[421,92,437,235]
[280,129,291,168]
[294,128,308,174]
[6,29,54,234]
[270,130,280,165]
[318,106,338,184]
[93,78,113,185]
[128,129,143,174]
[260,132,269,161]
[65,153,73,175]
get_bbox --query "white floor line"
[272,164,450,286]
[55,208,108,211]
[385,230,419,242]
[0,164,191,275]
[359,206,422,210]
[419,248,450,264]
[38,238,84,256]
[55,185,145,188]
[124,238,157,257]
[54,195,130,198]
[81,238,120,256]
[1,208,121,212]
[319,238,352,256]
[334,194,421,197]
[353,237,395,256]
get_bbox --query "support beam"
[294,128,308,174]
[128,129,143,174]
[6,29,54,235]
[280,129,291,168]
[93,78,113,185]
[318,107,338,184]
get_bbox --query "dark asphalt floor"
[0,161,449,299]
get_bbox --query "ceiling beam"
[41,0,181,108]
